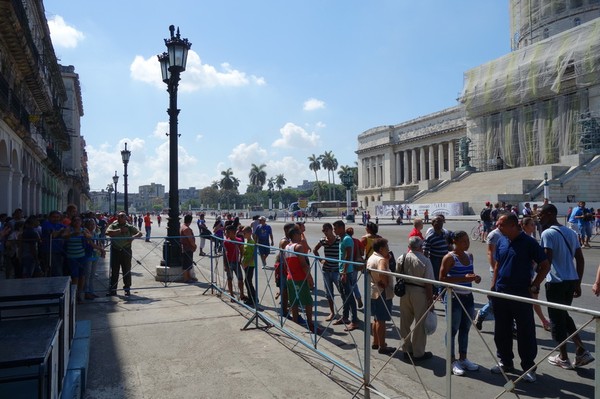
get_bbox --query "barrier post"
[363,265,371,399]
[594,317,600,399]
[445,288,453,398]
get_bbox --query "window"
[574,17,581,26]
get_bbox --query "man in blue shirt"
[253,216,274,268]
[539,204,594,370]
[333,220,359,331]
[490,213,550,383]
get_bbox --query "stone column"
[403,150,410,185]
[448,140,455,172]
[0,166,12,213]
[411,149,417,184]
[419,147,426,182]
[438,143,445,177]
[395,152,401,185]
[428,145,435,180]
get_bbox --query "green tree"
[308,153,322,201]
[248,163,267,190]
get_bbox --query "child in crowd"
[242,226,257,307]
[223,225,245,301]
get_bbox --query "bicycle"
[471,220,483,241]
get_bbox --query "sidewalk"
[77,243,375,399]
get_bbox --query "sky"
[43,1,510,194]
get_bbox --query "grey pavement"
[76,215,598,398]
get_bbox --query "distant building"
[294,180,315,191]
[139,183,165,211]
[179,187,200,204]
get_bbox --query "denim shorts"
[371,294,393,321]
[225,261,243,281]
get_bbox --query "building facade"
[357,1,600,213]
[357,106,466,209]
[0,0,89,216]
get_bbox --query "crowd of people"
[0,206,152,301]
[212,204,599,384]
[2,201,599,384]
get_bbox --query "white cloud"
[47,16,84,49]
[130,51,266,92]
[303,98,325,111]
[316,121,326,129]
[85,137,199,193]
[195,134,204,141]
[152,122,169,139]
[228,143,268,168]
[266,157,310,187]
[272,122,320,149]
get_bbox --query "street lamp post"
[112,171,119,212]
[121,142,131,215]
[107,184,114,214]
[157,25,191,270]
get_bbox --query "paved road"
[88,214,599,398]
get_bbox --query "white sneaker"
[459,358,480,371]
[452,360,465,376]
[523,371,536,383]
[548,354,574,370]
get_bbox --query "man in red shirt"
[180,214,197,283]
[223,225,245,301]
[143,212,152,242]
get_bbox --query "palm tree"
[330,154,339,189]
[275,174,286,191]
[312,180,326,200]
[320,151,333,200]
[248,163,267,189]
[308,154,322,201]
[220,168,236,190]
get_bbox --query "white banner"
[376,202,465,218]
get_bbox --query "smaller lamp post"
[543,171,549,201]
[341,171,354,222]
[121,143,131,215]
[107,184,114,214]
[113,171,119,212]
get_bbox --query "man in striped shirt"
[423,216,452,297]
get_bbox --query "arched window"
[574,17,581,26]
[543,28,550,39]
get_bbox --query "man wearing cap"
[253,216,274,268]
[105,211,142,296]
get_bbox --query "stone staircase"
[411,164,571,213]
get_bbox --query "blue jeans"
[477,269,495,321]
[350,270,362,300]
[446,292,475,358]
[322,269,339,301]
[145,226,151,241]
[339,273,358,323]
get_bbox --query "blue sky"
[44,1,510,194]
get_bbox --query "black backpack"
[480,208,492,222]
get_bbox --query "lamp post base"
[155,265,185,282]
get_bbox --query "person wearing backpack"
[480,202,493,242]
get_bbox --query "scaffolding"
[578,111,600,153]
[461,17,600,171]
